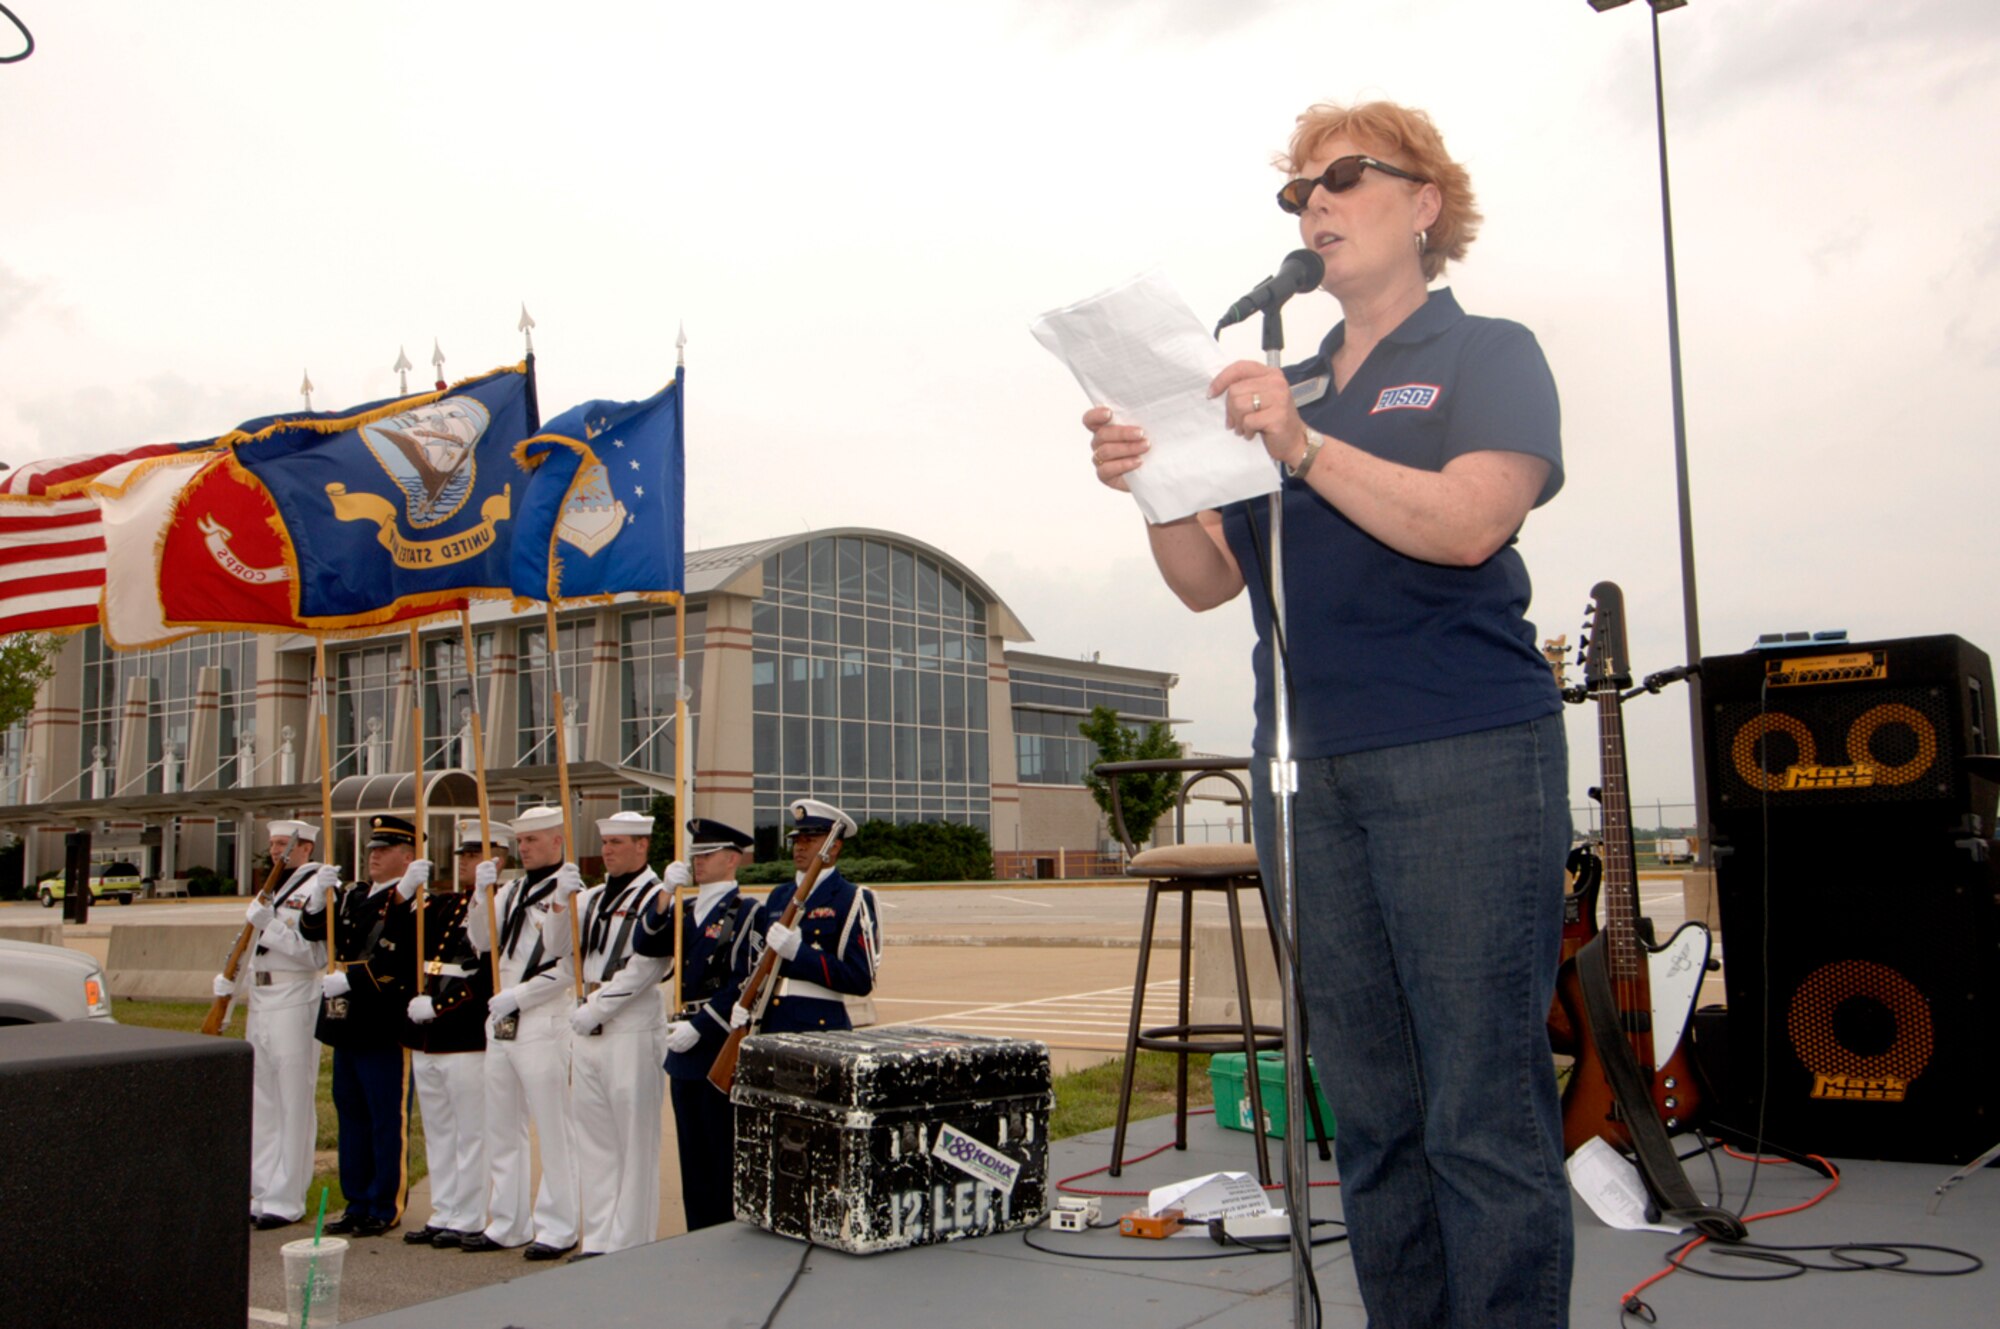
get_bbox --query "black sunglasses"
[1277,155,1428,215]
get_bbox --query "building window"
[331,640,406,778]
[423,631,493,770]
[517,620,595,764]
[620,605,705,776]
[749,537,991,840]
[78,629,259,793]
[1010,666,1171,787]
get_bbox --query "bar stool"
[1096,758,1331,1185]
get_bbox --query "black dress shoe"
[522,1241,574,1261]
[565,1250,601,1264]
[459,1233,512,1253]
[353,1215,394,1238]
[402,1225,444,1246]
[253,1214,296,1231]
[322,1211,361,1236]
[431,1229,466,1249]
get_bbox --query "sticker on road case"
[931,1123,1022,1197]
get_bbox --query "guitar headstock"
[1541,634,1570,689]
[1583,581,1633,692]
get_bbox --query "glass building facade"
[1011,664,1172,787]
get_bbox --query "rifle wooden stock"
[706,850,839,1095]
[199,855,293,1037]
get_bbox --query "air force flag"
[228,364,534,628]
[511,370,685,603]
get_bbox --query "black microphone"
[1213,249,1326,335]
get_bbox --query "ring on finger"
[1251,393,1263,412]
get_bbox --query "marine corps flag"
[228,363,534,629]
[510,370,684,603]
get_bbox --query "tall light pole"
[1589,0,1710,862]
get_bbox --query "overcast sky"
[5,1,1997,825]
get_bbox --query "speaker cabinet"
[0,1020,251,1326]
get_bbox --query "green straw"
[300,1186,329,1329]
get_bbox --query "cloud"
[1013,0,1280,42]
[10,374,270,462]
[0,263,47,340]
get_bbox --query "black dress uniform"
[302,818,419,1234]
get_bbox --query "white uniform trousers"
[411,1049,487,1234]
[570,1019,667,1254]
[246,973,322,1222]
[480,1009,580,1249]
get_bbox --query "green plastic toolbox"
[1208,1050,1335,1142]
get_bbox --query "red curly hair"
[1279,101,1481,282]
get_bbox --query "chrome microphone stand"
[1259,303,1315,1328]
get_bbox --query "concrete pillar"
[114,675,153,796]
[986,647,1021,862]
[585,608,621,766]
[389,645,417,780]
[695,592,754,829]
[186,665,222,790]
[24,633,84,807]
[485,624,519,773]
[255,639,313,786]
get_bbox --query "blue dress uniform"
[302,816,419,1236]
[752,864,881,1034]
[400,887,491,1245]
[631,817,762,1231]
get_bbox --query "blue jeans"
[1252,714,1573,1329]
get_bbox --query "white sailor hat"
[687,818,754,855]
[509,805,566,836]
[595,810,655,839]
[455,820,515,854]
[266,819,320,844]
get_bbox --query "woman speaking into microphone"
[1084,101,1572,1328]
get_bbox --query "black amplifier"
[731,1026,1053,1253]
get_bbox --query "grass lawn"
[1049,1050,1214,1140]
[115,999,426,1215]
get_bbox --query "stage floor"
[348,1112,1995,1329]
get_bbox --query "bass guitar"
[1553,581,1711,1156]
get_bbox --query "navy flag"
[226,364,534,628]
[510,369,684,604]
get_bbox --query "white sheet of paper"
[1147,1170,1273,1223]
[1030,269,1282,524]
[1565,1137,1690,1235]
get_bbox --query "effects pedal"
[1049,1196,1100,1232]
[1118,1207,1185,1239]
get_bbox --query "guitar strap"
[1576,933,1747,1242]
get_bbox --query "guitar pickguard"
[1646,922,1710,1071]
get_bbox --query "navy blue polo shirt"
[1219,287,1564,758]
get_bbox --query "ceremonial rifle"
[707,798,857,1093]
[200,831,299,1037]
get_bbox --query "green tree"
[0,633,60,732]
[644,792,677,875]
[1079,705,1182,848]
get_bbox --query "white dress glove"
[308,865,339,911]
[488,987,521,1018]
[766,920,803,961]
[246,899,274,930]
[729,1002,753,1030]
[213,973,236,998]
[395,858,432,902]
[407,995,437,1023]
[665,1019,701,1053]
[322,970,351,999]
[474,859,498,892]
[554,862,584,905]
[569,1001,600,1036]
[665,860,693,890]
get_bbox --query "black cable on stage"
[757,1239,814,1329]
[1020,1214,1347,1263]
[0,3,31,63]
[1617,1238,1984,1328]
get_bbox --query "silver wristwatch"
[1286,430,1325,480]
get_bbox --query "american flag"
[0,442,202,636]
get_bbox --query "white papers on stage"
[1565,1137,1689,1235]
[1031,269,1281,524]
[1147,1171,1273,1225]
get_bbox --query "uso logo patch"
[1372,383,1441,414]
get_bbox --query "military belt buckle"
[492,1012,519,1041]
[425,959,445,977]
[255,972,272,988]
[326,994,350,1021]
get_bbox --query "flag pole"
[672,592,688,1014]
[460,609,500,993]
[408,623,427,998]
[315,639,338,976]
[546,602,583,1000]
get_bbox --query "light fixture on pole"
[1588,0,1708,862]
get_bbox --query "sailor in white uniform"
[540,809,672,1258]
[459,805,582,1261]
[216,819,335,1230]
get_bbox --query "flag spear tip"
[392,347,413,373]
[676,321,686,367]
[300,368,314,394]
[431,338,445,367]
[519,303,535,354]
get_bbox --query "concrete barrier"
[106,923,245,1001]
[1191,920,1282,1030]
[0,923,65,949]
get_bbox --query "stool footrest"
[1136,1023,1285,1056]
